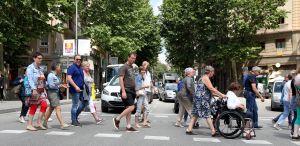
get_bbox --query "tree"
[0,0,74,68]
[161,0,286,84]
[80,0,161,64]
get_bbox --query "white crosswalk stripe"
[144,136,170,141]
[94,133,122,138]
[242,140,272,145]
[193,138,221,143]
[292,141,300,145]
[0,130,27,134]
[45,131,75,136]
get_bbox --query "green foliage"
[80,0,161,63]
[161,0,287,69]
[152,62,168,79]
[0,0,74,68]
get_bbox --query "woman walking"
[186,66,226,136]
[82,61,102,124]
[134,66,150,128]
[292,68,300,140]
[175,67,195,127]
[13,68,30,123]
[43,62,69,129]
[26,52,48,131]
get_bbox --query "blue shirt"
[244,74,257,92]
[26,63,44,90]
[135,74,143,91]
[47,71,60,91]
[67,63,84,93]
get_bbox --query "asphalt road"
[0,98,298,146]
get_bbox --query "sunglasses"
[37,57,43,60]
[76,59,82,61]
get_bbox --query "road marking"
[292,141,300,145]
[154,115,169,118]
[45,131,74,136]
[94,133,122,138]
[242,140,272,145]
[0,130,27,134]
[144,136,170,141]
[193,138,221,143]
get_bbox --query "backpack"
[177,81,183,92]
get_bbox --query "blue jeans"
[244,91,258,127]
[277,101,291,125]
[71,92,84,122]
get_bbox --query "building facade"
[256,0,300,77]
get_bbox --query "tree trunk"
[231,60,238,82]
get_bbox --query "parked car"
[159,83,177,102]
[271,80,284,111]
[257,83,271,99]
[101,76,136,112]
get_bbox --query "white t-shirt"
[282,80,292,102]
[143,71,152,92]
[226,91,241,110]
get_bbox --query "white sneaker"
[273,124,282,130]
[18,117,25,123]
[48,118,53,122]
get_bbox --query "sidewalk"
[0,99,72,114]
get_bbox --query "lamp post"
[75,0,78,55]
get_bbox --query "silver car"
[271,80,284,111]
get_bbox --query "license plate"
[114,97,122,101]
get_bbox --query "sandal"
[186,130,197,135]
[143,124,151,128]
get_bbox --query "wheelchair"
[211,97,255,140]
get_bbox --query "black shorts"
[121,88,136,107]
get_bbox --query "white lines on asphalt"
[193,138,221,143]
[94,133,122,138]
[292,141,300,145]
[0,130,27,134]
[144,136,170,141]
[242,140,272,145]
[45,131,75,136]
[154,115,169,118]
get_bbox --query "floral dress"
[192,79,212,118]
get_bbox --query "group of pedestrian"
[173,65,265,137]
[272,68,300,140]
[15,52,102,131]
[113,53,153,132]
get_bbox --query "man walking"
[113,53,138,132]
[67,55,84,126]
[243,66,265,129]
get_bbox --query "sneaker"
[26,125,37,131]
[254,125,263,129]
[273,124,282,130]
[71,121,81,127]
[113,117,120,130]
[96,119,103,125]
[272,119,276,124]
[126,127,139,132]
[19,117,26,123]
[48,118,53,122]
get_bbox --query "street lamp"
[75,0,78,55]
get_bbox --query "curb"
[0,100,73,114]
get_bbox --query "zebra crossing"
[0,129,295,145]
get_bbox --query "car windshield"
[109,76,120,86]
[165,84,177,90]
[273,82,283,93]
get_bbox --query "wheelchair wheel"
[215,111,245,139]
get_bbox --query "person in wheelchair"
[226,82,255,138]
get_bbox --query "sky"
[149,0,167,64]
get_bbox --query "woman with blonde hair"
[186,66,226,136]
[81,61,102,124]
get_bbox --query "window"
[260,42,265,50]
[275,39,285,49]
[39,35,48,54]
[278,17,285,24]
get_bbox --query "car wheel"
[159,96,162,101]
[271,101,275,111]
